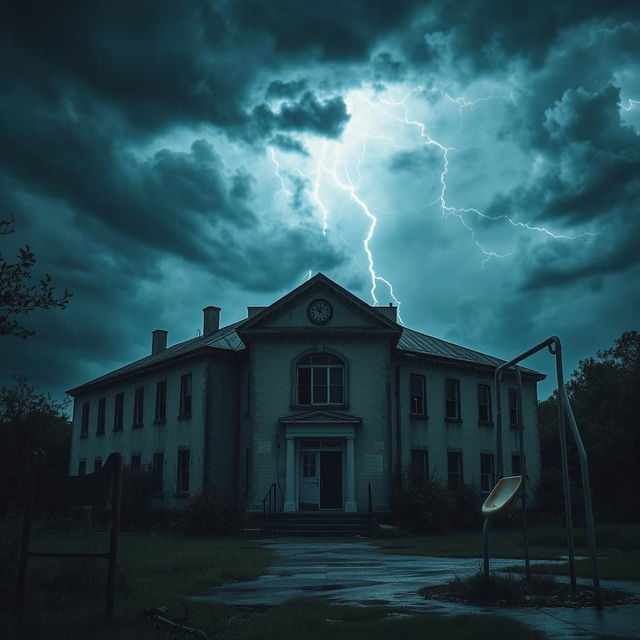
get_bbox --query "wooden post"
[106,453,123,620]
[15,451,40,618]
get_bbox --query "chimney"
[247,306,266,318]
[151,329,168,354]
[375,303,397,323]
[203,306,220,335]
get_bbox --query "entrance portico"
[279,411,361,513]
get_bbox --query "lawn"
[0,528,274,639]
[374,523,640,582]
[0,526,547,640]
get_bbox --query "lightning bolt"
[622,98,640,111]
[269,146,293,200]
[265,84,597,317]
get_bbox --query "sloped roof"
[67,319,246,395]
[68,272,544,395]
[398,326,543,377]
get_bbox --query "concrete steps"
[262,512,373,537]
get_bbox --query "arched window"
[297,353,344,405]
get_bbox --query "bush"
[449,483,482,530]
[391,477,450,534]
[120,467,155,530]
[182,489,242,536]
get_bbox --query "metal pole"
[495,336,600,603]
[482,518,491,579]
[494,370,504,479]
[558,386,601,606]
[516,369,530,580]
[549,339,577,591]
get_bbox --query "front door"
[299,452,320,510]
[320,451,342,508]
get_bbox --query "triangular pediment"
[279,410,362,425]
[237,273,401,338]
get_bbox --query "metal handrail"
[368,482,374,535]
[491,336,600,606]
[262,482,276,524]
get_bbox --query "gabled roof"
[66,320,246,395]
[68,274,544,395]
[238,272,401,334]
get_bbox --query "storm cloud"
[1,0,638,400]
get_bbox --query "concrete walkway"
[195,538,640,640]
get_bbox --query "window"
[152,452,164,494]
[477,384,492,424]
[297,353,344,405]
[155,380,167,424]
[80,402,89,438]
[78,459,86,476]
[445,379,461,420]
[176,449,190,494]
[94,457,102,473]
[447,451,463,489]
[114,392,124,432]
[133,386,144,428]
[480,453,495,493]
[411,449,429,482]
[130,454,141,472]
[97,397,106,434]
[512,454,522,475]
[179,374,192,418]
[508,388,519,426]
[409,374,426,416]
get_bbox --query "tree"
[537,331,640,522]
[0,375,72,519]
[1,216,72,339]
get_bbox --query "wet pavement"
[193,538,640,639]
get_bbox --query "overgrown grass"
[0,527,274,639]
[419,571,558,605]
[225,597,545,640]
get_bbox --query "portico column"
[283,435,296,512]
[345,435,357,512]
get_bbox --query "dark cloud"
[231,0,423,61]
[413,0,640,71]
[1,0,639,403]
[266,79,308,100]
[269,134,310,156]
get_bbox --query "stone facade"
[68,274,543,514]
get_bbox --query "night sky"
[2,1,639,401]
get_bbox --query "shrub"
[391,477,450,534]
[182,489,242,536]
[449,483,483,530]
[120,467,155,530]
